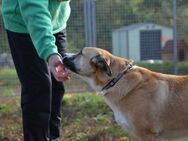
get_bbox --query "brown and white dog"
[63,47,188,141]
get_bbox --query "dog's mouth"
[62,54,78,73]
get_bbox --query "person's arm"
[18,0,70,81]
[18,0,59,61]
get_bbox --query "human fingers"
[52,63,69,81]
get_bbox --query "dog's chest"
[80,76,102,91]
[103,97,129,128]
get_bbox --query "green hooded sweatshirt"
[2,0,71,61]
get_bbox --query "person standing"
[2,0,71,140]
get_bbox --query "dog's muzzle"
[62,53,78,73]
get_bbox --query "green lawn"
[0,93,129,141]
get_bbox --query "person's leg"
[49,29,67,140]
[6,30,51,141]
[49,76,64,140]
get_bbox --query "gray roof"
[113,23,171,32]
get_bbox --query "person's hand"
[48,54,70,81]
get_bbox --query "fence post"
[172,0,178,74]
[84,0,97,47]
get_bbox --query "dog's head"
[63,47,131,91]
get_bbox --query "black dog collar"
[102,63,133,91]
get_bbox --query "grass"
[0,97,22,141]
[1,61,188,95]
[0,67,19,86]
[2,63,188,140]
[0,68,19,96]
[62,93,129,141]
[1,94,188,141]
[0,67,87,95]
[0,93,129,141]
[2,66,188,140]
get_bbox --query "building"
[112,23,173,62]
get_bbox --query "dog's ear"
[90,55,112,76]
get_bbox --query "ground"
[0,93,129,141]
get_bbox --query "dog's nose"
[62,53,78,73]
[62,53,77,70]
[62,53,76,63]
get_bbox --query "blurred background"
[0,0,188,95]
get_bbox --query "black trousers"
[6,29,67,141]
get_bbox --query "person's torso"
[2,0,71,33]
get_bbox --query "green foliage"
[137,61,188,74]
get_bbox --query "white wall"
[119,31,128,58]
[112,31,128,58]
[128,30,140,61]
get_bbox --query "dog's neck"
[99,65,138,96]
[97,65,138,97]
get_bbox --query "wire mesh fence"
[0,0,188,96]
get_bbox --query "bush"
[137,61,188,74]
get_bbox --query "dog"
[63,47,188,141]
